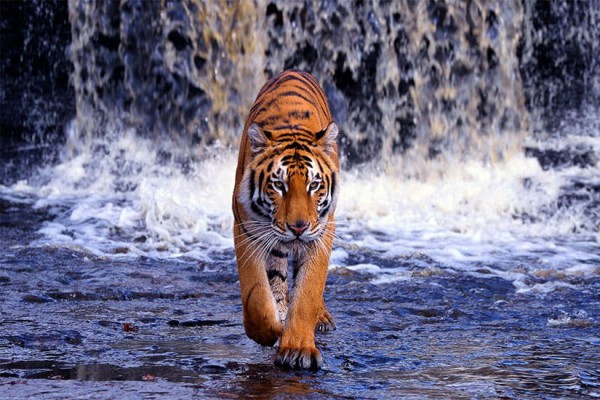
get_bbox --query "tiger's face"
[239,122,338,245]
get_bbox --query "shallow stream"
[1,1,599,398]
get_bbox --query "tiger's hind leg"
[266,250,289,325]
[316,303,336,332]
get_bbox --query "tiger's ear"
[315,121,338,154]
[247,123,272,155]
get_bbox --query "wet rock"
[167,319,228,328]
[0,0,74,149]
[64,331,83,345]
[525,147,599,170]
[21,294,54,304]
[519,1,600,123]
[98,321,122,330]
[46,291,100,301]
[197,364,227,374]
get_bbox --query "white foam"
[514,280,578,294]
[1,120,598,293]
[547,310,593,327]
[345,263,382,273]
[329,248,349,267]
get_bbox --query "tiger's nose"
[288,221,309,237]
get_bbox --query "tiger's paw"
[244,319,282,347]
[315,308,336,332]
[275,345,323,370]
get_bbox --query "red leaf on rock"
[123,322,139,332]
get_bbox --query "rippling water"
[1,108,598,398]
[1,0,599,398]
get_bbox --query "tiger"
[232,70,339,370]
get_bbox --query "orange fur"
[232,70,339,369]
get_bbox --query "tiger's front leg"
[275,226,334,369]
[234,224,282,346]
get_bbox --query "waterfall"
[64,0,537,169]
[0,0,598,263]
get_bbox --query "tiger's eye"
[273,181,284,190]
[309,181,320,191]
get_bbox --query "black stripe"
[248,101,264,116]
[288,84,319,101]
[258,170,265,193]
[272,124,314,136]
[319,203,331,219]
[292,258,303,281]
[288,110,312,120]
[330,172,337,197]
[318,153,334,171]
[258,114,285,127]
[315,157,324,173]
[265,90,312,109]
[270,248,287,258]
[251,72,329,127]
[274,134,314,143]
[252,152,271,167]
[300,71,331,117]
[290,74,322,104]
[238,222,257,242]
[249,169,255,197]
[297,71,330,118]
[256,71,289,98]
[254,71,307,105]
[315,127,327,141]
[251,201,270,219]
[265,74,317,101]
[251,106,268,120]
[279,74,318,96]
[282,142,310,152]
[267,269,287,281]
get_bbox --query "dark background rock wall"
[1,0,598,168]
[0,0,74,146]
[519,0,600,130]
[1,0,74,182]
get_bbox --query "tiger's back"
[247,70,332,139]
[232,70,339,370]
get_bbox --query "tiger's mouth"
[280,234,313,244]
[267,219,326,246]
[275,226,323,244]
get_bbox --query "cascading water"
[64,0,532,162]
[8,0,594,270]
[1,1,599,397]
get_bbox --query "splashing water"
[1,0,599,294]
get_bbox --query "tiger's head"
[239,122,339,246]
